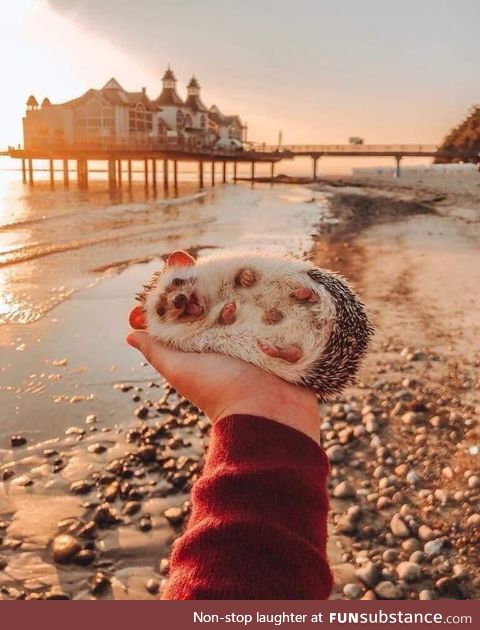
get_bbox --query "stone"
[87,443,107,454]
[136,445,157,464]
[10,435,27,448]
[424,539,443,558]
[374,581,402,600]
[326,445,345,463]
[90,572,111,596]
[419,589,436,600]
[435,577,463,598]
[164,507,184,526]
[409,551,424,564]
[52,534,82,564]
[397,561,421,582]
[123,501,142,516]
[401,538,422,553]
[145,578,160,595]
[73,549,95,566]
[418,525,434,542]
[85,414,97,424]
[70,480,94,495]
[390,514,410,538]
[343,583,362,599]
[466,514,480,527]
[333,481,355,499]
[468,475,480,489]
[139,515,152,532]
[356,562,382,588]
[335,515,358,535]
[93,504,120,528]
[135,406,149,419]
[401,412,423,425]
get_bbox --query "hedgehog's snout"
[173,293,188,309]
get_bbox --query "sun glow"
[0,0,158,147]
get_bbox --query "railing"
[250,143,440,154]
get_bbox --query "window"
[200,115,206,129]
[74,102,114,139]
[176,110,184,128]
[129,102,153,134]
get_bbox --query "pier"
[3,142,470,189]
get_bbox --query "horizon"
[1,0,479,153]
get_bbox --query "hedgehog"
[129,249,373,399]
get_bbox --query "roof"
[102,78,124,90]
[187,76,201,89]
[162,66,176,82]
[41,97,51,108]
[184,94,208,113]
[27,95,38,106]
[154,88,184,107]
[208,105,242,126]
[61,81,157,111]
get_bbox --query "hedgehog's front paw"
[235,268,257,288]
[218,300,237,325]
[257,341,303,363]
[291,287,319,303]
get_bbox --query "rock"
[406,470,421,486]
[164,507,184,526]
[343,583,362,599]
[382,549,398,563]
[70,480,94,495]
[468,475,480,489]
[424,538,443,558]
[361,590,377,600]
[73,549,95,566]
[401,412,423,425]
[123,501,142,516]
[135,406,149,419]
[145,578,160,595]
[390,514,410,538]
[419,589,436,600]
[335,515,358,535]
[466,514,480,527]
[52,534,82,564]
[397,561,421,582]
[435,577,463,598]
[0,556,7,570]
[139,515,152,532]
[326,445,345,463]
[409,551,424,564]
[418,525,434,542]
[356,562,382,588]
[85,414,97,424]
[45,591,70,600]
[78,521,96,539]
[333,481,355,499]
[453,564,468,579]
[402,538,422,553]
[90,572,111,596]
[375,581,402,600]
[10,435,27,448]
[93,504,120,528]
[103,481,120,502]
[136,445,157,464]
[87,443,107,454]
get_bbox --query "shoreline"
[1,176,479,599]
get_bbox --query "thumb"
[126,330,180,378]
[126,330,157,364]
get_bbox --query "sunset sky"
[1,0,479,149]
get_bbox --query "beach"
[0,170,479,600]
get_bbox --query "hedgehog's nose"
[173,293,188,309]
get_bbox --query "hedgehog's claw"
[257,341,303,363]
[218,301,237,325]
[291,287,319,303]
[235,268,257,288]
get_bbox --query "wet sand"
[1,176,479,600]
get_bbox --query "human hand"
[127,309,320,442]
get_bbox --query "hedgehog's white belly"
[148,271,336,384]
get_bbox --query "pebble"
[333,481,355,499]
[123,501,142,516]
[73,549,95,566]
[85,414,97,424]
[356,562,382,588]
[466,514,480,527]
[326,445,345,463]
[139,515,152,532]
[401,538,421,553]
[418,525,434,542]
[135,406,149,419]
[409,551,424,564]
[419,589,436,600]
[90,572,111,596]
[145,578,160,595]
[87,443,107,454]
[396,561,421,582]
[343,583,362,599]
[93,504,120,528]
[10,435,27,448]
[424,539,443,558]
[390,514,410,538]
[467,475,480,489]
[70,480,94,495]
[374,581,402,600]
[164,507,184,526]
[52,534,82,564]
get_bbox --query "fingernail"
[126,333,139,349]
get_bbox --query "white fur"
[144,250,337,383]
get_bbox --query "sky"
[0,0,479,149]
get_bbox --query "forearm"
[162,414,332,600]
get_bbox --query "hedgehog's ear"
[166,250,196,268]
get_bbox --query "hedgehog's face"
[145,251,207,324]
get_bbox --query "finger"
[129,306,146,330]
[126,331,182,379]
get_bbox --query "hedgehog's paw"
[218,300,237,325]
[291,287,319,303]
[257,341,303,363]
[235,268,257,288]
[263,307,284,324]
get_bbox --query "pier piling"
[127,160,132,187]
[211,161,215,187]
[108,159,116,189]
[312,157,319,181]
[77,159,88,189]
[152,159,157,190]
[199,161,204,188]
[49,159,54,187]
[250,161,255,183]
[222,161,226,183]
[21,159,27,184]
[270,162,275,183]
[63,159,69,187]
[144,159,149,189]
[233,161,237,183]
[395,156,402,178]
[118,160,123,187]
[163,159,169,189]
[173,160,178,189]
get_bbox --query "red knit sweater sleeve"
[162,414,332,600]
